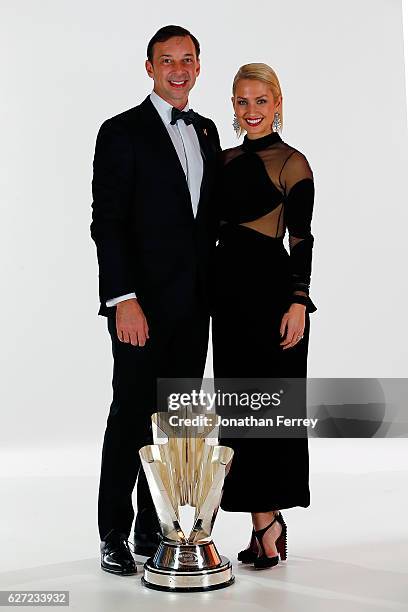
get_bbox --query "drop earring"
[272,112,282,132]
[232,113,241,136]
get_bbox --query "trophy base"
[141,540,235,592]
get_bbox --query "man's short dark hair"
[147,25,200,62]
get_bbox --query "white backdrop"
[1,0,407,458]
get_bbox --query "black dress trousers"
[98,303,209,541]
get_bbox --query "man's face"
[145,35,200,108]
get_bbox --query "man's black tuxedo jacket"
[90,95,221,324]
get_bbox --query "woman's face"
[232,79,281,138]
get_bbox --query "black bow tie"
[170,107,200,126]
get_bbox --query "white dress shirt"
[106,90,204,307]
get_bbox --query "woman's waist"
[218,223,287,251]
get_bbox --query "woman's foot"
[252,511,282,558]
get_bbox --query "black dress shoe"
[100,530,137,575]
[133,529,162,557]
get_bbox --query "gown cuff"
[290,294,318,313]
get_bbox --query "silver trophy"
[139,406,235,592]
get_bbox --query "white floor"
[0,439,407,611]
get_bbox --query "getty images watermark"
[153,378,408,438]
[166,388,318,430]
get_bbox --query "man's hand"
[115,298,149,346]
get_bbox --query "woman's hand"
[279,303,306,350]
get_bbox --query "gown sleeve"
[280,150,317,313]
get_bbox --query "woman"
[212,63,317,569]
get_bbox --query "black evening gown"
[212,130,318,513]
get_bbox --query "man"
[90,25,221,575]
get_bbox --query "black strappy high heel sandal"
[237,528,258,563]
[253,511,287,569]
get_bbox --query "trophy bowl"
[139,408,235,592]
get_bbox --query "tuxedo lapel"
[139,96,193,215]
[193,120,212,163]
[193,120,213,219]
[137,97,214,222]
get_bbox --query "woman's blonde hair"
[232,63,283,138]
